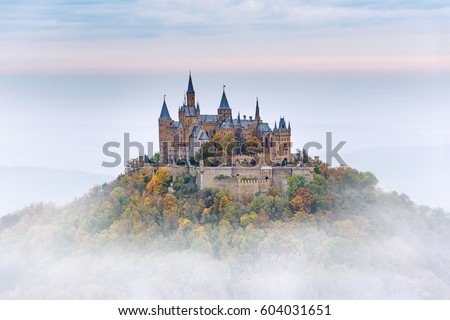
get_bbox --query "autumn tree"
[241,136,262,155]
[146,168,172,195]
[221,132,237,156]
[162,193,178,233]
[290,187,315,213]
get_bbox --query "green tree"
[221,132,237,155]
[287,175,307,198]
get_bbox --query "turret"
[255,97,261,122]
[159,95,171,121]
[187,71,195,108]
[158,96,172,164]
[218,85,232,124]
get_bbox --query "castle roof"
[255,98,260,119]
[190,126,209,141]
[256,122,271,133]
[190,126,201,138]
[169,121,180,128]
[199,132,209,140]
[184,106,197,116]
[278,117,288,131]
[187,72,195,93]
[199,114,218,123]
[159,97,171,120]
[220,118,254,129]
[218,88,231,110]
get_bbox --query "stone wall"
[147,164,314,194]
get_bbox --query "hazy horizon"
[1,71,449,213]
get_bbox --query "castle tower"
[273,117,291,164]
[158,96,172,163]
[218,85,232,124]
[187,72,195,108]
[255,97,261,123]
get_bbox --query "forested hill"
[0,165,449,299]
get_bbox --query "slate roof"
[218,90,231,110]
[220,118,255,129]
[190,126,201,138]
[159,98,171,119]
[199,114,218,123]
[199,132,209,140]
[187,73,195,93]
[184,106,197,116]
[256,123,271,133]
[278,117,288,131]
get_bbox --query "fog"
[1,203,448,299]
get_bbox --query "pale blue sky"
[1,0,449,73]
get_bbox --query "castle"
[154,73,313,194]
[159,73,292,166]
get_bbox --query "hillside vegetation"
[0,164,449,299]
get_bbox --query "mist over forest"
[0,165,449,299]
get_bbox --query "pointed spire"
[255,97,260,120]
[274,121,277,130]
[229,116,234,125]
[159,95,171,120]
[288,121,291,129]
[279,117,287,131]
[237,112,241,125]
[187,71,195,93]
[218,85,231,110]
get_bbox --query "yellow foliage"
[146,168,171,195]
[213,132,223,141]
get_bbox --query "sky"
[0,0,449,73]
[0,1,449,212]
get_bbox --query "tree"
[195,140,224,166]
[309,174,332,210]
[242,136,262,155]
[146,168,172,195]
[293,148,302,165]
[173,173,197,197]
[287,175,307,198]
[150,152,160,163]
[110,186,129,208]
[162,193,178,232]
[302,148,309,164]
[221,132,237,155]
[290,187,315,213]
[212,132,223,141]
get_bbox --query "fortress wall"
[272,167,314,190]
[163,165,190,177]
[212,179,265,196]
[291,167,315,182]
[152,163,314,194]
[231,167,261,178]
[271,168,291,190]
[198,167,233,189]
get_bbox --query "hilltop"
[0,164,449,299]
